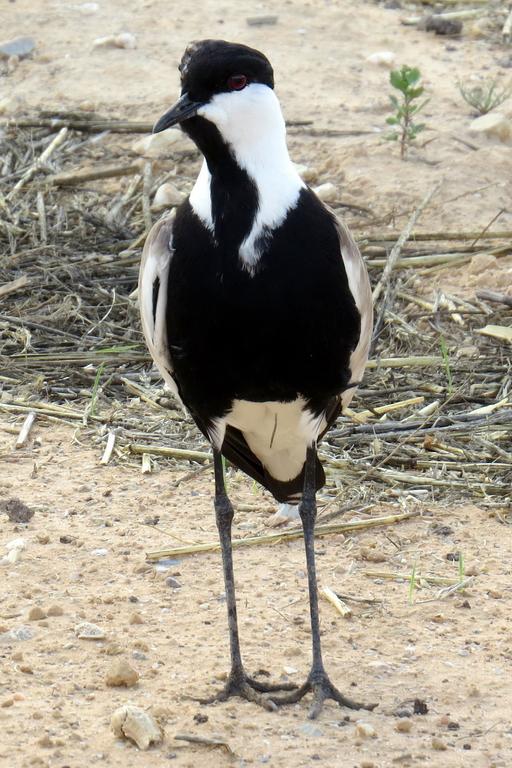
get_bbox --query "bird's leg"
[200,450,296,711]
[269,445,377,719]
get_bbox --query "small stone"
[366,51,396,68]
[0,36,36,60]
[78,3,99,14]
[165,576,181,589]
[431,736,447,751]
[395,708,413,718]
[246,15,278,26]
[36,534,50,545]
[93,32,137,49]
[470,113,512,144]
[422,15,462,36]
[106,659,139,687]
[1,698,14,708]
[132,131,188,158]
[111,705,162,750]
[395,719,413,733]
[413,699,428,715]
[465,562,480,576]
[2,498,34,523]
[356,722,376,738]
[37,734,54,748]
[75,621,106,640]
[359,547,386,563]
[283,665,297,675]
[312,182,337,203]
[129,612,144,625]
[46,605,64,617]
[19,663,33,674]
[91,548,109,556]
[361,762,376,768]
[0,625,34,643]
[298,723,323,737]
[488,589,503,599]
[27,606,46,621]
[151,182,185,212]
[456,345,479,358]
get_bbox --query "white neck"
[189,84,305,271]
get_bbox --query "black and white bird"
[139,39,374,718]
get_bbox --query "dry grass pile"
[1,113,511,525]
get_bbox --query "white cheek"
[197,101,228,130]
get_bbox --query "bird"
[139,39,374,719]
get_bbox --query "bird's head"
[153,40,281,154]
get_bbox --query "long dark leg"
[200,450,296,710]
[270,445,377,718]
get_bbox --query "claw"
[269,671,377,719]
[200,671,297,712]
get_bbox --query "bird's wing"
[332,212,373,409]
[139,211,181,400]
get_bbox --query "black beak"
[153,93,205,133]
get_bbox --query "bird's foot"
[269,669,378,719]
[200,670,298,712]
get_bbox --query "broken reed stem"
[476,290,512,308]
[372,181,442,304]
[15,411,36,449]
[320,586,352,617]
[100,430,116,464]
[129,443,211,462]
[145,509,420,560]
[0,275,29,299]
[8,127,68,199]
[360,230,512,243]
[49,162,142,186]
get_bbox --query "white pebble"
[111,705,162,750]
[75,621,106,640]
[312,182,337,203]
[151,182,185,212]
[356,721,376,738]
[366,51,396,68]
[469,113,512,143]
[93,32,137,50]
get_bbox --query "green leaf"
[404,67,421,86]
[390,70,407,92]
[408,87,424,99]
[386,116,398,124]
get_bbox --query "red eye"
[227,74,247,91]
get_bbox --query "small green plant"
[408,561,418,605]
[458,78,512,116]
[89,363,105,417]
[386,65,428,159]
[439,336,453,394]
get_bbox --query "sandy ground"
[1,0,512,766]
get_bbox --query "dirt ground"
[1,1,512,767]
